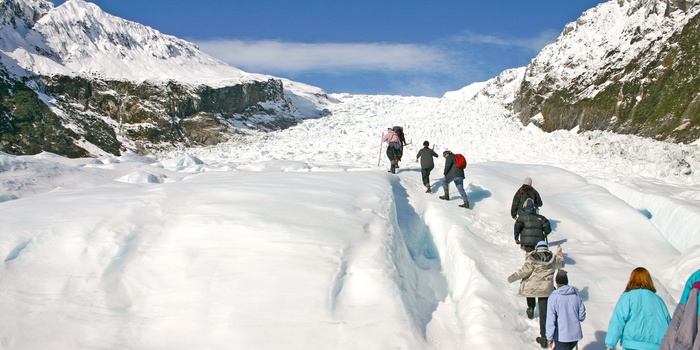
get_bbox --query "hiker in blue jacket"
[547,269,586,350]
[439,150,469,208]
[605,267,671,350]
[660,268,700,349]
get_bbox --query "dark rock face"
[30,75,301,156]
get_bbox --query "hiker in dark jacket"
[511,177,543,219]
[439,150,469,208]
[416,141,438,193]
[508,241,565,348]
[514,198,552,252]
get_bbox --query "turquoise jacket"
[679,269,700,314]
[605,288,671,350]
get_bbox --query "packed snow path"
[0,93,698,349]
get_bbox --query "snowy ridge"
[523,0,700,100]
[1,0,330,106]
[443,67,525,105]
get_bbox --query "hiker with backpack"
[514,198,552,252]
[511,177,543,219]
[439,150,469,208]
[507,241,565,348]
[416,141,438,193]
[392,126,407,163]
[381,128,402,174]
[546,269,587,350]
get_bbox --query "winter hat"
[535,240,548,251]
[423,141,430,147]
[555,269,569,285]
[523,177,532,186]
[443,150,451,156]
[523,198,536,212]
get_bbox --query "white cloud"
[193,40,451,73]
[450,29,561,52]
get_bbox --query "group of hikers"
[506,177,697,349]
[382,128,700,349]
[382,128,469,208]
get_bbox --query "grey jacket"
[443,153,465,180]
[416,147,438,169]
[660,283,700,350]
[508,249,564,298]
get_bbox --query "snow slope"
[0,93,698,349]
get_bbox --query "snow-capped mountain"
[0,0,334,157]
[513,0,700,143]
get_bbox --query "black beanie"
[555,269,568,285]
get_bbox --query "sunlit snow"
[0,92,698,350]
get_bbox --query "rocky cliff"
[513,0,700,143]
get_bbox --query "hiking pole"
[377,140,382,167]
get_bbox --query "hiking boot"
[526,307,534,319]
[439,189,449,200]
[425,187,431,193]
[459,200,469,209]
[536,337,548,348]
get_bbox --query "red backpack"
[455,153,467,169]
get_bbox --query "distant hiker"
[381,128,402,173]
[511,177,543,219]
[514,198,552,252]
[392,126,407,162]
[416,141,438,193]
[439,150,469,208]
[605,267,671,350]
[547,269,586,350]
[508,241,565,348]
[660,269,700,350]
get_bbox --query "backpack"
[519,189,538,214]
[392,126,406,145]
[455,153,467,169]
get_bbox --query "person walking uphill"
[416,141,438,193]
[381,128,402,174]
[511,177,543,219]
[439,151,469,208]
[508,241,565,348]
[605,267,670,350]
[514,198,552,252]
[547,269,586,350]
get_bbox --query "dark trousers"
[421,167,433,186]
[554,340,578,350]
[386,145,402,171]
[527,297,549,337]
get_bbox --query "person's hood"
[552,285,579,296]
[527,250,555,265]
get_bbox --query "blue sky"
[49,0,607,96]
